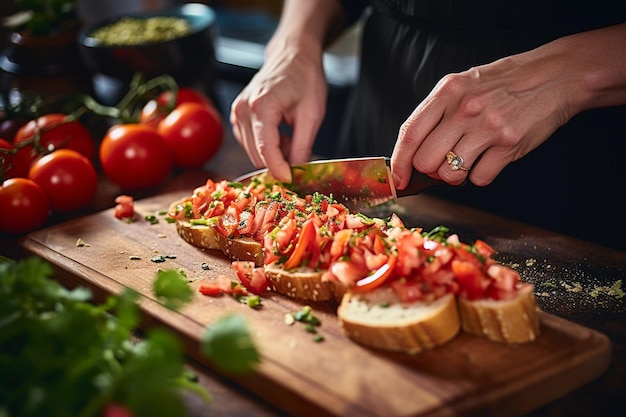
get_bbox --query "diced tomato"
[330,260,368,285]
[451,259,489,300]
[484,264,521,300]
[114,195,134,219]
[233,261,268,295]
[198,281,223,296]
[396,233,425,275]
[351,254,397,293]
[282,219,316,269]
[199,275,249,296]
[389,278,424,303]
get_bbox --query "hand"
[390,48,575,190]
[230,40,328,183]
[391,23,626,190]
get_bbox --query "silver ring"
[446,151,470,171]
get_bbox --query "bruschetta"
[169,175,541,353]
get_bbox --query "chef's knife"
[232,157,445,212]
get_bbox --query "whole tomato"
[13,114,96,176]
[139,87,215,128]
[157,103,224,168]
[29,149,98,212]
[100,124,173,190]
[0,177,49,234]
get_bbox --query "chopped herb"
[145,214,159,224]
[129,255,141,260]
[245,295,262,308]
[422,225,450,242]
[289,305,324,341]
[201,314,260,374]
[153,269,193,310]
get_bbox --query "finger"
[251,112,292,182]
[467,146,512,186]
[391,97,445,189]
[230,95,265,168]
[288,109,322,165]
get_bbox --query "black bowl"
[78,3,218,84]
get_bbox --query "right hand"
[230,40,328,182]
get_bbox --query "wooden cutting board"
[20,191,612,417]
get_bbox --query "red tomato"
[232,261,268,295]
[99,124,173,190]
[282,219,316,269]
[451,260,489,300]
[140,87,215,128]
[114,195,134,219]
[351,254,397,293]
[13,114,95,174]
[29,149,98,212]
[198,281,224,296]
[157,103,224,168]
[0,177,49,234]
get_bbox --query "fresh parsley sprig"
[0,257,260,417]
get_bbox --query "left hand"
[390,23,626,190]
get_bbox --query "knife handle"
[395,169,447,198]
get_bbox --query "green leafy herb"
[145,214,159,224]
[422,225,450,242]
[153,269,193,310]
[201,314,260,374]
[289,306,324,342]
[0,257,260,417]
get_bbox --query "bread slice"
[457,284,540,343]
[337,288,460,354]
[176,220,264,266]
[264,262,345,302]
[213,233,264,267]
[175,221,220,250]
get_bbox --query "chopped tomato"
[233,261,268,295]
[114,195,134,219]
[198,281,223,296]
[451,259,490,300]
[282,219,316,269]
[389,279,425,303]
[351,254,397,293]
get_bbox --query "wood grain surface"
[20,190,612,417]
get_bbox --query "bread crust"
[175,221,220,250]
[338,289,460,354]
[264,262,340,302]
[457,284,540,343]
[176,220,264,266]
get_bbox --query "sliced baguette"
[213,233,264,267]
[457,284,540,343]
[175,221,220,250]
[337,288,460,354]
[264,262,345,302]
[176,220,264,266]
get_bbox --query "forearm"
[544,22,626,116]
[266,0,347,60]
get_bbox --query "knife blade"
[232,157,445,211]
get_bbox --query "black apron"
[334,0,626,251]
